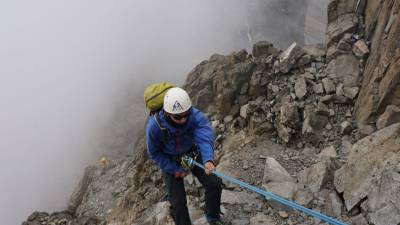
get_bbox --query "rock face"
[338,123,400,225]
[355,0,400,127]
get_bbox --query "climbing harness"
[179,149,199,171]
[182,156,348,225]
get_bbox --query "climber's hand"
[174,171,188,178]
[204,161,215,175]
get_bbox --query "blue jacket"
[146,107,215,174]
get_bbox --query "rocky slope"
[23,0,400,225]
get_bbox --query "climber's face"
[168,109,190,125]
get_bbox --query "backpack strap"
[154,111,171,144]
[153,111,194,148]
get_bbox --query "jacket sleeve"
[146,119,184,174]
[193,111,215,164]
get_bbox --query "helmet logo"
[172,101,184,112]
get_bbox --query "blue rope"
[185,157,347,225]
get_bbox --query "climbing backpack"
[143,82,176,113]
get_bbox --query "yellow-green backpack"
[144,82,176,112]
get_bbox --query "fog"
[0,1,327,224]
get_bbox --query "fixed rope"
[183,156,347,225]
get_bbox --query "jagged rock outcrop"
[183,48,268,117]
[335,123,400,225]
[354,0,400,128]
[377,105,400,129]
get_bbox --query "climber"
[145,87,225,225]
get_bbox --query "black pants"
[162,158,222,225]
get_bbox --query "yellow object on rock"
[99,155,109,167]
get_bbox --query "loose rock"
[352,39,369,58]
[326,54,360,86]
[295,77,307,99]
[343,87,359,99]
[297,159,337,193]
[278,211,289,219]
[347,214,369,225]
[326,192,343,218]
[240,104,249,119]
[322,78,336,94]
[313,83,325,94]
[319,146,337,160]
[279,42,304,73]
[249,213,276,225]
[340,121,352,135]
[376,105,400,130]
[224,115,234,124]
[294,189,314,208]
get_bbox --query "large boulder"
[279,42,304,73]
[252,41,278,58]
[221,190,261,206]
[326,13,358,47]
[184,51,255,116]
[325,54,360,87]
[297,159,339,193]
[339,123,400,225]
[302,105,329,144]
[262,157,297,201]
